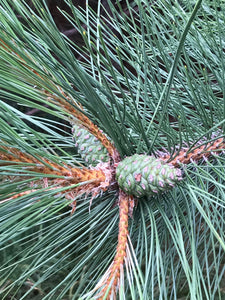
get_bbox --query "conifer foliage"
[1,0,225,299]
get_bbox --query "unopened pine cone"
[72,125,110,166]
[116,154,182,197]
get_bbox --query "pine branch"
[1,1,225,299]
[82,190,131,299]
[161,136,225,167]
[0,36,117,159]
[0,144,112,214]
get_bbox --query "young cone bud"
[72,125,109,166]
[116,154,182,197]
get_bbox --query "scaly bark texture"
[160,137,225,167]
[0,144,105,182]
[98,190,130,299]
[0,144,111,212]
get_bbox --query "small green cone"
[116,154,182,197]
[72,125,109,166]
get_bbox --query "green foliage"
[1,0,225,299]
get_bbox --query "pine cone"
[116,154,182,197]
[72,125,109,166]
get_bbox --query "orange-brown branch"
[0,145,107,181]
[0,145,110,209]
[0,144,74,177]
[0,37,117,160]
[161,137,225,167]
[46,92,117,158]
[99,190,130,299]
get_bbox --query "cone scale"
[116,154,182,197]
[72,125,110,166]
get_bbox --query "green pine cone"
[72,125,109,166]
[116,154,182,197]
